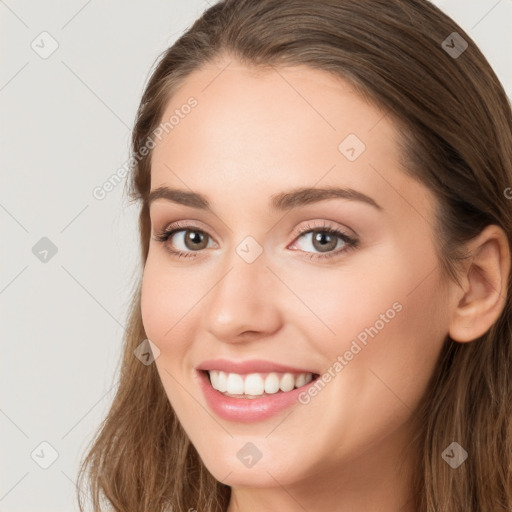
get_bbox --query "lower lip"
[197,370,319,423]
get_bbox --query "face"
[140,58,452,490]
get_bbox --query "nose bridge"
[203,237,281,340]
[218,233,270,296]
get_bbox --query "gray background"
[1,1,511,510]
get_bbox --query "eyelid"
[157,219,217,240]
[291,219,357,240]
[156,218,355,241]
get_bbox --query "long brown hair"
[76,1,512,510]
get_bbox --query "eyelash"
[152,220,359,261]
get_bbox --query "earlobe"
[448,225,510,343]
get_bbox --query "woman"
[77,1,512,511]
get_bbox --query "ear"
[448,224,510,343]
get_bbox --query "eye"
[152,221,214,259]
[289,222,359,260]
[152,220,359,261]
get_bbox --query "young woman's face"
[141,59,454,491]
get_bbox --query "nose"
[202,246,283,343]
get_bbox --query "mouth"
[196,363,322,422]
[200,369,321,399]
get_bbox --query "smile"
[207,370,316,398]
[197,368,321,422]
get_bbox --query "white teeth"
[264,372,280,394]
[207,370,315,397]
[209,369,219,389]
[226,373,244,394]
[295,373,306,388]
[280,373,295,392]
[217,370,228,392]
[244,373,265,395]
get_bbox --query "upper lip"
[196,358,319,375]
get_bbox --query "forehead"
[148,60,432,222]
[152,61,390,164]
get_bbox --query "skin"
[140,57,510,512]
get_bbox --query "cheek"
[140,256,199,351]
[285,252,448,463]
[291,239,448,408]
[140,260,199,412]
[319,229,447,351]
[140,263,167,344]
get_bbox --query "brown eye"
[310,230,339,253]
[167,229,208,251]
[152,224,214,257]
[293,227,351,255]
[181,230,209,250]
[289,223,359,261]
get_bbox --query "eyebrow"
[147,185,383,212]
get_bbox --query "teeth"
[280,373,295,392]
[245,373,265,395]
[217,370,228,392]
[264,372,280,394]
[207,370,314,397]
[226,373,244,394]
[295,373,307,388]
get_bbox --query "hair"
[76,0,512,511]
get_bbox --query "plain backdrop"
[1,1,511,510]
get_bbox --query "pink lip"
[196,358,317,375]
[196,368,320,423]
